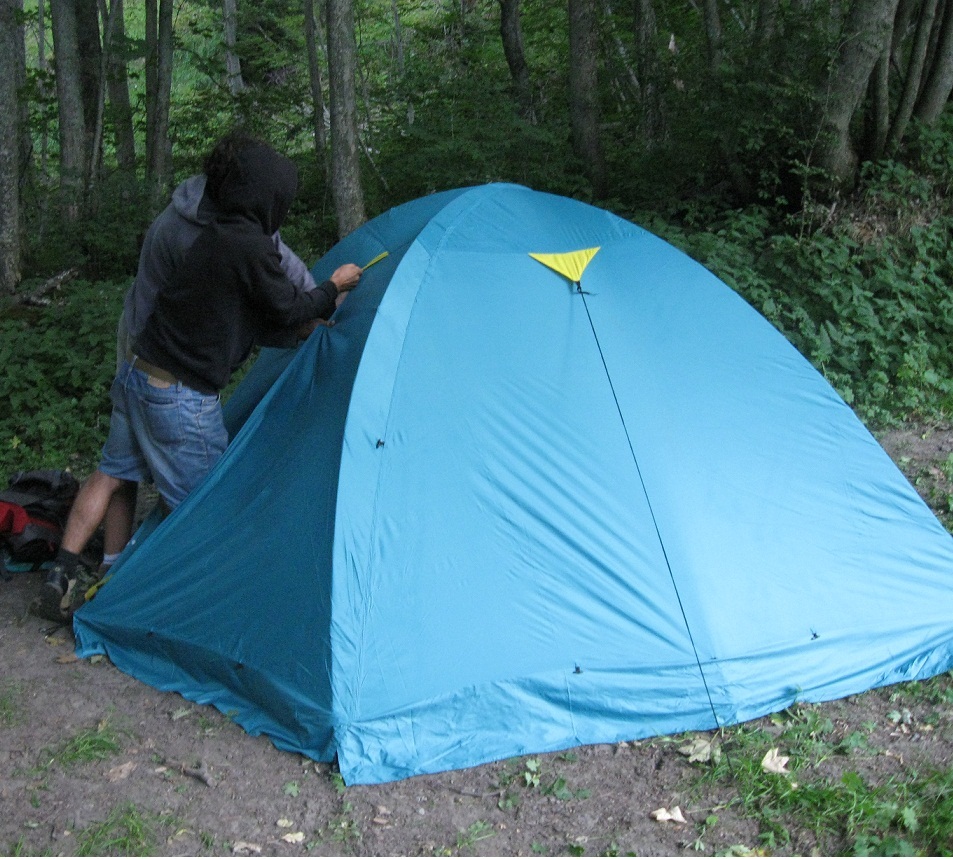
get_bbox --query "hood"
[215,144,298,235]
[171,174,216,225]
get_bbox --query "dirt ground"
[1,423,952,858]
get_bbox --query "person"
[97,132,336,575]
[33,139,362,622]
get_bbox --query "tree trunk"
[327,0,366,237]
[223,0,246,96]
[304,0,328,173]
[915,0,953,123]
[390,0,404,75]
[15,0,32,189]
[866,47,891,159]
[568,0,606,196]
[75,0,102,153]
[0,0,22,292]
[37,0,50,174]
[601,0,640,109]
[50,0,88,221]
[144,0,157,173]
[146,0,174,208]
[499,0,534,120]
[86,0,123,196]
[702,0,722,72]
[633,0,665,143]
[105,0,136,173]
[755,0,779,47]
[813,0,901,190]
[885,0,940,152]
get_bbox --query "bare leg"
[102,480,138,558]
[35,470,128,621]
[60,470,127,556]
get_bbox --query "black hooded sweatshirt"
[135,144,338,394]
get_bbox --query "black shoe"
[31,563,72,622]
[68,566,106,613]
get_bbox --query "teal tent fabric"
[74,184,953,785]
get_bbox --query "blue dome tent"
[74,184,953,785]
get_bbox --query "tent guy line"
[564,248,725,744]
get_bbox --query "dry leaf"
[281,832,305,844]
[56,653,78,664]
[106,761,137,782]
[761,748,790,774]
[231,841,262,854]
[276,818,293,828]
[651,806,687,823]
[678,737,713,762]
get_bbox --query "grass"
[39,720,123,770]
[321,801,361,844]
[76,803,172,856]
[0,680,24,727]
[679,677,953,856]
[456,819,495,849]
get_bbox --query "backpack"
[0,469,79,578]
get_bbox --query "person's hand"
[296,318,326,339]
[330,263,362,294]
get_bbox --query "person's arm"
[273,232,318,292]
[253,249,362,336]
[291,264,362,340]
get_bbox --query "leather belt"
[126,350,179,386]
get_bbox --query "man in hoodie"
[121,131,330,357]
[33,140,361,621]
[98,132,331,573]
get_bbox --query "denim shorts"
[99,360,228,510]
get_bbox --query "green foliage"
[322,800,361,843]
[652,155,953,424]
[44,721,123,768]
[373,61,583,206]
[4,149,952,493]
[492,754,589,813]
[76,803,169,857]
[75,175,155,281]
[0,680,24,728]
[456,819,494,849]
[683,693,953,856]
[0,279,126,479]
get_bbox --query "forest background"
[0,0,951,490]
[1,3,953,855]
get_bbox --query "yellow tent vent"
[529,247,600,283]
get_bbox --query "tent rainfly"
[74,183,953,785]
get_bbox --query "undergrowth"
[0,279,127,478]
[652,158,953,426]
[76,802,175,856]
[680,675,953,856]
[1,155,951,483]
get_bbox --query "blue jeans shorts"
[99,360,228,510]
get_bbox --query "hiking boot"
[67,566,106,614]
[31,563,72,622]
